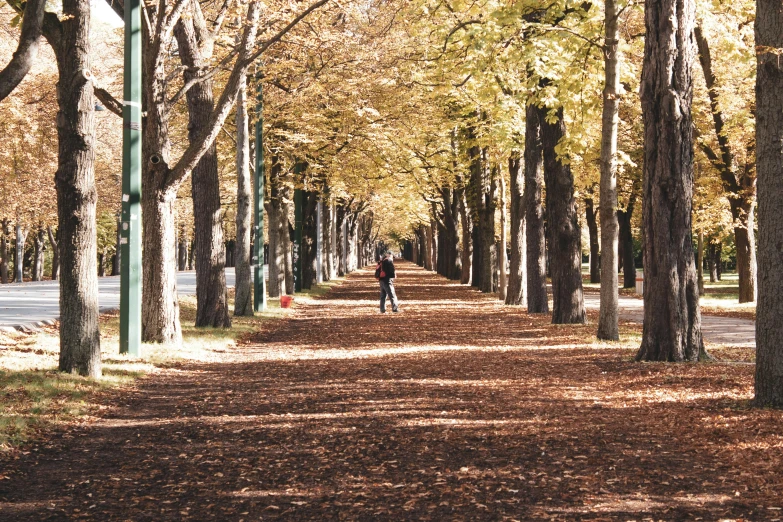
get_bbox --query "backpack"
[374,262,386,280]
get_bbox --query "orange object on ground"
[280,295,294,308]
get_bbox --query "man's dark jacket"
[380,258,396,281]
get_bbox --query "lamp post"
[119,0,142,356]
[253,70,267,312]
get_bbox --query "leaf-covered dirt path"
[1,261,782,521]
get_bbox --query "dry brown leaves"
[0,262,780,521]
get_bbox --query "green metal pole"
[119,0,142,356]
[253,72,267,312]
[294,181,303,293]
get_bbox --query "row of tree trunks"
[538,105,585,324]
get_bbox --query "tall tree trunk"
[336,204,346,277]
[322,196,332,282]
[97,253,105,277]
[754,0,783,406]
[234,73,253,316]
[697,230,705,296]
[282,192,294,295]
[538,105,585,324]
[1,222,9,284]
[177,236,188,272]
[467,133,497,293]
[637,0,704,361]
[423,224,433,271]
[457,187,472,284]
[617,209,636,288]
[15,222,27,283]
[302,191,319,290]
[585,197,600,284]
[732,200,756,303]
[52,0,100,377]
[499,171,508,300]
[32,226,44,281]
[346,214,359,273]
[715,241,722,280]
[524,104,548,313]
[597,0,621,340]
[175,15,230,329]
[267,157,284,297]
[707,239,718,282]
[506,153,527,305]
[112,219,120,276]
[142,188,182,344]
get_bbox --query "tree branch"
[0,0,47,101]
[243,0,331,66]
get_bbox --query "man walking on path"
[379,251,399,313]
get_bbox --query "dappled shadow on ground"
[0,262,780,521]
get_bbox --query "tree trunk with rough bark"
[283,204,294,295]
[754,0,783,406]
[175,13,231,329]
[267,158,284,297]
[178,236,188,271]
[597,0,621,340]
[506,153,526,306]
[32,226,44,281]
[112,220,120,276]
[585,197,600,284]
[1,221,10,283]
[618,208,636,288]
[336,204,346,277]
[697,230,705,296]
[524,104,548,313]
[322,196,332,282]
[636,0,704,362]
[51,0,101,377]
[499,172,508,300]
[539,105,585,324]
[467,134,496,293]
[457,186,472,285]
[302,191,319,290]
[233,73,253,315]
[15,223,27,283]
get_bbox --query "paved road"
[1,270,755,346]
[0,269,238,332]
[583,292,756,347]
